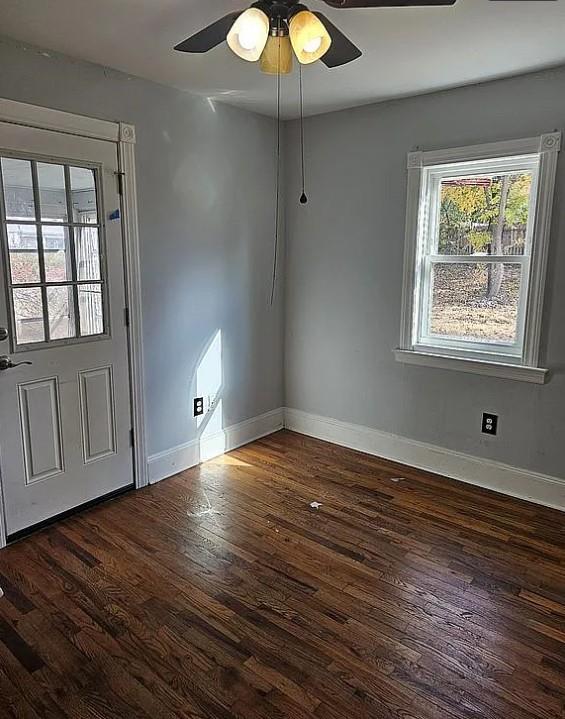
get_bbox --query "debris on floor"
[389,478,405,483]
[187,507,219,518]
[186,492,220,518]
[309,501,323,510]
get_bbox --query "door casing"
[0,98,147,547]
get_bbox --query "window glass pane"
[43,226,72,282]
[47,285,76,340]
[37,162,68,223]
[75,226,101,280]
[70,166,98,221]
[437,173,532,256]
[12,287,45,344]
[1,158,36,220]
[428,263,522,345]
[78,283,104,336]
[7,224,40,284]
[2,156,107,348]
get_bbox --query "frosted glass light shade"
[227,8,270,62]
[289,11,331,65]
[259,36,293,75]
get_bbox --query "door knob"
[0,328,8,342]
[0,355,32,371]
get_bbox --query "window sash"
[424,158,539,258]
[417,257,529,356]
[413,157,540,362]
[10,279,105,289]
[426,255,528,264]
[4,219,101,229]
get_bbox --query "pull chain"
[299,63,308,205]
[270,25,282,306]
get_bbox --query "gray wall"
[285,66,565,479]
[3,36,563,479]
[0,38,284,458]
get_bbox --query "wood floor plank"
[0,429,564,718]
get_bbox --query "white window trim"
[397,133,561,384]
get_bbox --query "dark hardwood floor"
[0,429,564,718]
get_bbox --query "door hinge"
[115,171,125,196]
[129,428,135,447]
[124,307,130,327]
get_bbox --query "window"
[0,156,106,349]
[397,134,561,384]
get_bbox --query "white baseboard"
[148,408,284,484]
[284,407,565,512]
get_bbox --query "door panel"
[0,122,133,536]
[18,376,64,483]
[78,365,117,463]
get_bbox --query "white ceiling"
[2,0,565,119]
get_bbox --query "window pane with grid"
[414,157,539,360]
[78,283,104,336]
[37,162,68,223]
[7,223,40,284]
[1,158,35,220]
[436,172,533,257]
[70,166,98,220]
[12,287,45,344]
[47,285,76,340]
[44,225,73,282]
[428,262,523,346]
[0,156,106,347]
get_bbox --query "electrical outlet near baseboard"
[194,394,219,418]
[193,397,204,417]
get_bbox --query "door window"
[0,156,107,348]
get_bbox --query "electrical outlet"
[482,413,498,436]
[193,397,204,417]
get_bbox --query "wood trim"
[522,138,560,366]
[148,409,284,484]
[284,407,565,512]
[409,133,560,167]
[0,479,7,548]
[399,152,425,349]
[118,126,148,489]
[0,98,120,142]
[394,348,548,384]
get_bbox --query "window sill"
[394,349,548,384]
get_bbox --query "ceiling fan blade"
[314,12,362,68]
[321,0,456,7]
[174,11,243,53]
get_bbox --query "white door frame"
[0,98,148,547]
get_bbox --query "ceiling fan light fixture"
[260,35,294,75]
[289,10,332,65]
[226,7,270,62]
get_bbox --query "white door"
[0,122,134,538]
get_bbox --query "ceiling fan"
[175,0,457,303]
[174,0,457,74]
